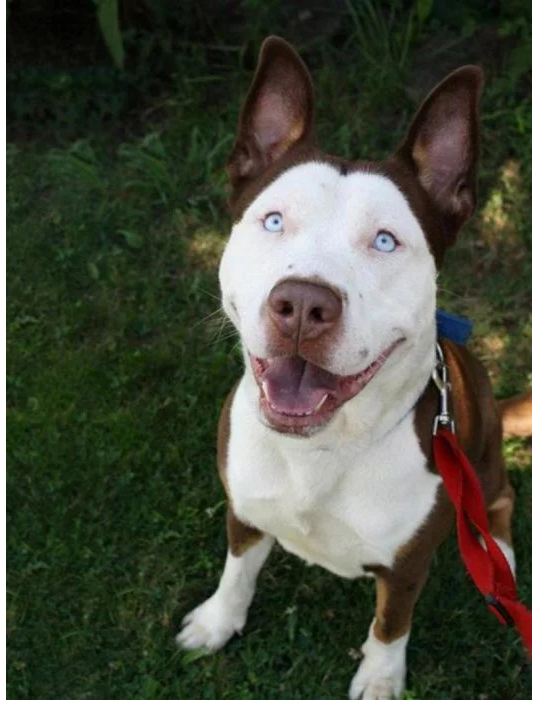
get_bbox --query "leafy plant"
[94,0,124,69]
[346,0,432,81]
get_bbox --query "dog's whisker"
[192,306,227,330]
[196,286,221,302]
[206,331,239,348]
[207,312,236,345]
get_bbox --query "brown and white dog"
[177,37,527,699]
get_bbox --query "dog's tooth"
[314,393,329,413]
[262,380,270,399]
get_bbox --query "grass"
[7,1,531,699]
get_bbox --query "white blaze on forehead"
[219,160,436,376]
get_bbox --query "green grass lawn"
[7,2,531,699]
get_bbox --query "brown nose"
[267,279,343,342]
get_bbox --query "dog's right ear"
[227,36,315,195]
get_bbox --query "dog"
[177,36,527,699]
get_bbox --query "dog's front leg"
[349,562,430,700]
[177,510,273,653]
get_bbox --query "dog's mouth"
[250,339,405,434]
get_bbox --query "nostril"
[310,307,324,323]
[276,300,294,317]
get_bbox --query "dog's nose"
[267,279,343,342]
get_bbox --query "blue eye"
[263,212,284,232]
[372,231,398,252]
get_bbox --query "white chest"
[226,381,441,578]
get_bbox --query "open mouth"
[250,339,405,434]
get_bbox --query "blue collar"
[436,309,473,345]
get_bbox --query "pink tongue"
[262,357,339,415]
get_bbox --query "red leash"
[432,344,532,657]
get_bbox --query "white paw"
[349,658,405,700]
[348,624,408,700]
[175,594,246,653]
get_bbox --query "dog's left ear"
[227,36,315,198]
[396,66,484,240]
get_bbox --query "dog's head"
[219,37,483,437]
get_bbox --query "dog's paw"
[348,625,408,700]
[176,594,245,653]
[348,664,405,700]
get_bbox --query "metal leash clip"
[432,342,456,435]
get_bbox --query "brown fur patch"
[226,506,263,558]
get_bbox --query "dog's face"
[219,37,482,436]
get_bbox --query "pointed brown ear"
[396,66,484,240]
[227,36,314,193]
